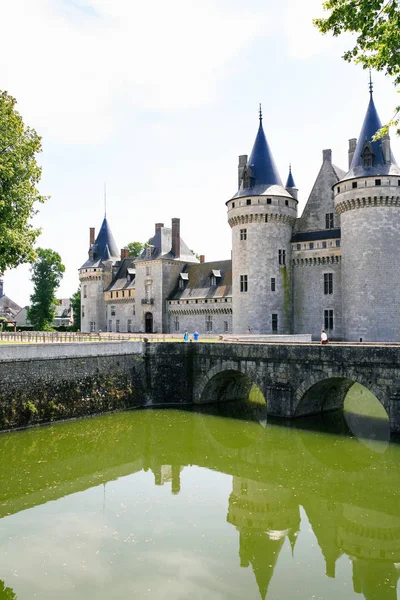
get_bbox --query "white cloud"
[1,0,269,143]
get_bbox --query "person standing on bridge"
[320,329,328,345]
[183,330,189,342]
[193,330,199,342]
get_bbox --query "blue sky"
[2,0,399,306]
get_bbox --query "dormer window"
[146,245,152,258]
[179,272,189,289]
[210,269,221,287]
[242,168,250,189]
[362,144,373,168]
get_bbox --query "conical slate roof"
[231,110,291,200]
[285,165,296,188]
[94,217,119,261]
[341,90,400,181]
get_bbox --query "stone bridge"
[1,341,400,432]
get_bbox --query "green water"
[0,394,399,599]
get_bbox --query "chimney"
[382,134,391,164]
[89,227,95,246]
[121,248,129,260]
[171,218,180,259]
[155,222,164,234]
[348,138,357,168]
[323,149,332,163]
[238,154,247,188]
[199,255,205,263]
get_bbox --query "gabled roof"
[341,91,400,181]
[231,112,291,200]
[137,227,198,263]
[170,260,232,301]
[105,258,136,292]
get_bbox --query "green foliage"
[314,0,400,137]
[70,287,81,331]
[126,241,144,258]
[0,90,47,272]
[27,248,65,330]
[0,580,17,600]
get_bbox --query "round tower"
[79,217,120,332]
[334,84,400,342]
[228,107,298,334]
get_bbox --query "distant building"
[79,86,400,341]
[0,274,22,328]
[14,299,73,329]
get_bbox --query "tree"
[70,286,81,331]
[126,241,144,259]
[0,90,47,273]
[0,580,17,600]
[314,0,400,137]
[27,248,65,330]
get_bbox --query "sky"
[2,0,399,306]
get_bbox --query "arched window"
[242,168,250,189]
[362,145,373,168]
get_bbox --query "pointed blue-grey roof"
[285,165,296,188]
[79,216,120,269]
[341,90,400,181]
[231,109,291,200]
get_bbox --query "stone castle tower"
[228,107,298,335]
[79,217,120,332]
[334,85,400,342]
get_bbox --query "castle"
[79,86,400,341]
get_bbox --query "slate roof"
[341,91,400,181]
[105,258,136,292]
[80,216,120,269]
[137,227,198,263]
[291,228,341,243]
[0,295,22,319]
[170,260,232,301]
[231,115,291,200]
[285,166,296,189]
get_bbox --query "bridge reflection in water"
[0,400,399,600]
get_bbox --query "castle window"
[324,273,333,295]
[271,278,276,292]
[146,266,151,276]
[265,215,268,223]
[272,313,278,333]
[375,179,381,186]
[324,309,334,330]
[285,200,289,206]
[224,321,228,333]
[278,249,286,266]
[179,278,185,289]
[132,301,135,316]
[116,320,120,333]
[267,198,272,205]
[336,240,340,247]
[90,321,96,332]
[240,228,247,241]
[363,146,372,168]
[122,291,125,298]
[210,275,217,286]
[322,241,327,249]
[398,180,400,186]
[146,246,151,258]
[111,305,116,316]
[246,199,251,206]
[108,320,112,332]
[352,181,357,189]
[81,305,85,318]
[240,275,248,292]
[110,292,113,299]
[337,186,340,193]
[116,292,119,298]
[296,243,301,250]
[83,285,87,298]
[205,314,213,332]
[174,316,179,332]
[325,213,334,229]
[309,243,314,249]
[127,319,132,333]
[232,202,235,208]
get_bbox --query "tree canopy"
[126,241,145,259]
[0,90,46,272]
[70,287,81,331]
[27,248,65,331]
[314,0,400,136]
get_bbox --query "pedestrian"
[193,329,199,342]
[320,329,328,345]
[183,329,189,342]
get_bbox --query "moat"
[0,387,399,600]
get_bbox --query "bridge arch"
[194,361,265,405]
[294,371,390,418]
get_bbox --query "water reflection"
[0,407,399,599]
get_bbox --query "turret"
[334,79,400,341]
[227,106,297,334]
[79,216,120,332]
[285,164,298,200]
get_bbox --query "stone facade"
[79,91,400,342]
